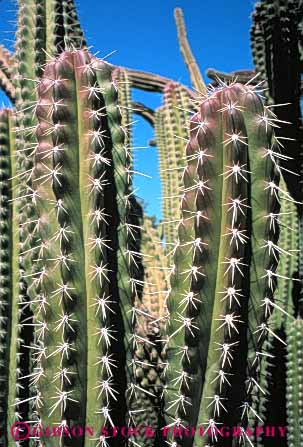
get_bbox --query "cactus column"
[163,82,282,447]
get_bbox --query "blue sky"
[0,0,256,220]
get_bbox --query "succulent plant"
[163,81,300,447]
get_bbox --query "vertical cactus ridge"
[32,49,130,445]
[155,106,169,238]
[0,109,18,445]
[250,0,303,203]
[275,188,299,325]
[162,82,286,447]
[174,8,207,95]
[156,82,192,256]
[62,0,87,49]
[286,318,303,447]
[140,215,168,319]
[94,59,147,442]
[0,45,16,101]
[250,3,269,101]
[113,68,133,153]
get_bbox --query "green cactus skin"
[94,58,147,444]
[252,186,300,447]
[62,0,87,49]
[250,0,303,203]
[0,109,18,446]
[0,45,15,101]
[155,82,192,256]
[140,215,168,319]
[32,49,125,446]
[286,318,303,447]
[113,68,133,151]
[163,82,283,447]
[30,49,148,446]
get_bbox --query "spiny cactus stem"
[33,50,119,444]
[174,8,207,95]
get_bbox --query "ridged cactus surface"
[163,82,289,446]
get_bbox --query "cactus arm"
[0,45,16,101]
[250,0,303,203]
[250,4,269,96]
[0,109,18,444]
[194,86,252,443]
[132,101,155,127]
[0,69,16,103]
[94,60,139,432]
[62,0,87,48]
[33,50,124,445]
[164,89,230,444]
[162,83,281,446]
[141,215,168,319]
[286,318,303,447]
[156,83,192,256]
[174,8,207,95]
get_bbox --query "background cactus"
[0,1,302,447]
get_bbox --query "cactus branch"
[174,8,207,95]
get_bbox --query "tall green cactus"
[250,0,303,203]
[163,81,298,446]
[29,48,141,445]
[155,82,193,256]
[0,109,19,446]
[251,187,300,446]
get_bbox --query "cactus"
[155,82,193,256]
[0,46,15,101]
[250,0,303,203]
[251,187,300,446]
[140,215,168,319]
[162,80,301,447]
